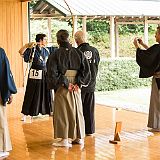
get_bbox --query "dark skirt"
[21,70,52,116]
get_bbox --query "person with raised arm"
[19,34,56,121]
[134,26,160,132]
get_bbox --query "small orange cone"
[109,121,122,144]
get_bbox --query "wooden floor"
[1,88,160,160]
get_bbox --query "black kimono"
[47,43,91,139]
[78,43,100,134]
[21,45,54,116]
[136,44,160,129]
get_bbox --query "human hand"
[137,38,143,45]
[68,83,74,92]
[68,83,79,92]
[7,95,13,104]
[73,84,79,91]
[133,38,139,49]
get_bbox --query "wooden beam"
[21,2,29,87]
[115,22,119,57]
[144,16,148,45]
[110,16,115,58]
[49,8,54,14]
[21,0,31,2]
[31,14,63,18]
[40,4,48,13]
[73,15,78,47]
[147,20,160,24]
[47,18,52,44]
[117,21,143,25]
[82,16,87,42]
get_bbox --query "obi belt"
[65,70,77,84]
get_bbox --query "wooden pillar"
[73,15,78,47]
[22,2,29,45]
[144,16,148,45]
[47,17,52,44]
[115,22,119,57]
[82,16,87,41]
[22,2,29,88]
[110,16,115,58]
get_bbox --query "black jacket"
[0,48,17,106]
[47,43,91,91]
[136,44,160,78]
[78,43,100,92]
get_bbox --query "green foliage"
[118,24,156,35]
[30,19,72,46]
[30,0,39,8]
[119,24,145,34]
[96,59,151,91]
[87,20,110,33]
[85,20,110,57]
[87,31,110,57]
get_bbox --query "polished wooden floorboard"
[1,88,160,160]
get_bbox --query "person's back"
[47,29,91,147]
[77,43,100,92]
[74,31,100,135]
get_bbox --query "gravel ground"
[95,87,151,114]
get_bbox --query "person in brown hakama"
[47,30,91,147]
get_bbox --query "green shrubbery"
[96,58,151,91]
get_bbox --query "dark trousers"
[81,91,95,134]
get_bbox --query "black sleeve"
[46,52,69,90]
[47,46,58,54]
[136,44,160,78]
[23,48,33,63]
[76,49,91,87]
[95,48,100,70]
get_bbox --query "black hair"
[56,30,69,44]
[35,34,47,42]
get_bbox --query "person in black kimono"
[47,29,91,147]
[133,26,160,132]
[74,31,100,135]
[19,34,55,121]
[0,48,17,157]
